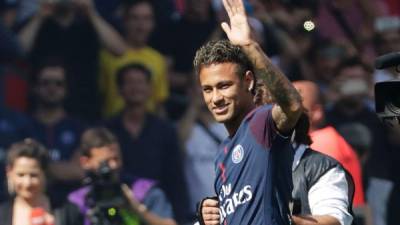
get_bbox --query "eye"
[30,173,39,178]
[203,87,212,93]
[221,84,230,89]
[17,172,25,177]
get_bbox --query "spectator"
[0,2,30,195]
[18,0,127,122]
[153,0,218,120]
[68,127,177,225]
[325,58,389,178]
[0,105,30,201]
[0,138,83,225]
[99,0,169,118]
[326,58,394,225]
[105,63,189,223]
[177,81,227,220]
[24,59,86,205]
[292,80,368,223]
[0,0,22,61]
[258,80,355,225]
[310,40,348,93]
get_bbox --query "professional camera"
[375,81,400,126]
[375,52,400,129]
[84,161,126,225]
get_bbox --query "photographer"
[68,127,177,225]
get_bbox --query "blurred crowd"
[0,0,399,224]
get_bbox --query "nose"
[211,89,224,105]
[22,175,33,187]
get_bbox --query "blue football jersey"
[215,105,293,225]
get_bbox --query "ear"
[6,166,14,194]
[311,104,324,125]
[244,71,255,92]
[6,165,12,177]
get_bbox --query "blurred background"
[0,0,399,224]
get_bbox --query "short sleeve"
[249,106,280,148]
[142,187,174,219]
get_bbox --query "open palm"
[221,0,252,46]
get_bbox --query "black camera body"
[374,52,400,128]
[84,161,125,225]
[375,80,400,118]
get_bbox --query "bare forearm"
[241,41,302,117]
[292,215,341,225]
[129,203,177,225]
[89,12,127,56]
[18,15,44,53]
[242,41,301,110]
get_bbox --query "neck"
[336,100,364,117]
[127,39,146,49]
[123,105,146,123]
[122,106,147,138]
[15,194,48,209]
[54,11,74,27]
[225,104,255,137]
[35,105,65,125]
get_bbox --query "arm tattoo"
[242,42,302,131]
[256,65,300,112]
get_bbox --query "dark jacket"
[292,146,355,217]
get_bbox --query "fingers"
[203,198,219,207]
[222,0,233,17]
[221,22,231,35]
[202,206,220,215]
[223,0,245,15]
[234,0,246,14]
[202,206,220,225]
[201,199,220,225]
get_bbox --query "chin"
[213,114,232,124]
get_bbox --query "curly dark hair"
[294,112,313,146]
[6,138,50,172]
[193,39,254,79]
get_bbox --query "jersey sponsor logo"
[231,145,244,164]
[218,184,253,222]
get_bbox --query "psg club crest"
[232,145,244,164]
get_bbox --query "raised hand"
[73,0,96,16]
[38,1,55,19]
[221,0,252,46]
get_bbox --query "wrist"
[240,40,258,49]
[129,199,148,215]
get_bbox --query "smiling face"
[7,157,46,202]
[199,62,254,125]
[119,68,151,106]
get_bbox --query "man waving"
[193,0,302,224]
